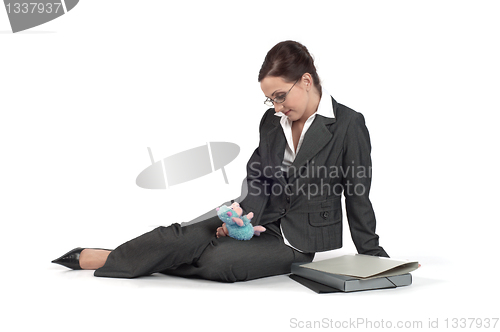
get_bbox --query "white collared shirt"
[273,87,336,252]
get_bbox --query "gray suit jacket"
[238,96,388,257]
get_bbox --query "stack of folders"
[290,254,419,294]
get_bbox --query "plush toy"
[216,202,266,240]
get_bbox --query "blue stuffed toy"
[216,202,266,240]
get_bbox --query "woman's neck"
[297,87,321,124]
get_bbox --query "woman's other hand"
[216,223,229,238]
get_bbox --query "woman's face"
[260,75,313,122]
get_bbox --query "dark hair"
[258,40,321,90]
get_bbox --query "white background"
[1,1,499,331]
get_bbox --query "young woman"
[52,40,389,282]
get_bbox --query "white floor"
[2,235,495,332]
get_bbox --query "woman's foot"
[79,249,111,270]
[52,248,111,270]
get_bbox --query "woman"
[52,40,389,282]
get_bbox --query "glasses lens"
[274,96,285,104]
[264,99,273,106]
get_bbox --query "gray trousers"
[94,216,314,282]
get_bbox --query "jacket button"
[286,196,290,202]
[322,211,329,218]
[280,208,286,215]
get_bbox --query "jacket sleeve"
[342,112,389,257]
[234,110,273,225]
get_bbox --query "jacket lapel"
[288,116,334,174]
[288,97,338,183]
[265,96,338,185]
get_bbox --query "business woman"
[52,40,389,282]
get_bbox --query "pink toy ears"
[215,207,233,217]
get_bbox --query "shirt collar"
[273,86,335,120]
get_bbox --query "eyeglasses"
[264,78,300,107]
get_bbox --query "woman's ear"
[302,73,313,91]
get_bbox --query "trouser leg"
[94,215,221,278]
[161,221,315,282]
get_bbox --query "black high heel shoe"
[51,247,111,270]
[51,247,85,270]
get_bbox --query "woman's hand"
[216,223,229,238]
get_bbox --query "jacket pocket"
[308,207,342,227]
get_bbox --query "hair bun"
[258,40,321,90]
